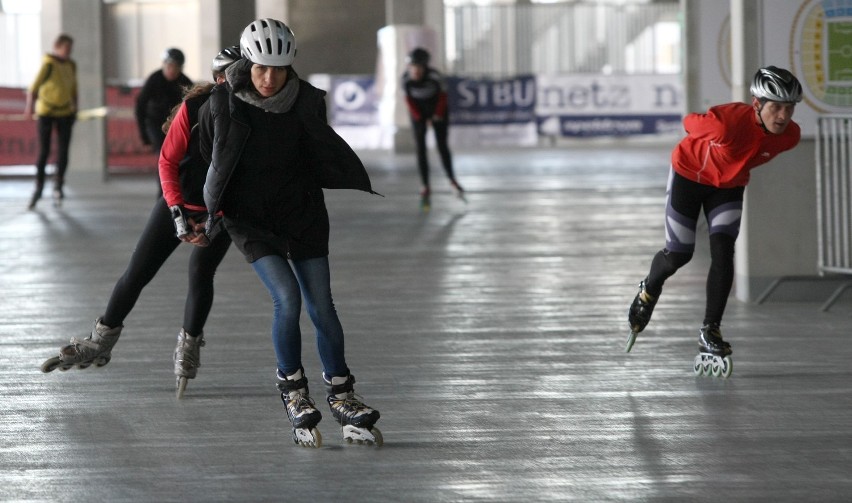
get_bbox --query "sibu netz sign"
[446,75,536,125]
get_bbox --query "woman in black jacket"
[199,18,381,448]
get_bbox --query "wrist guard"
[169,205,191,239]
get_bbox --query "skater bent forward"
[402,47,465,211]
[626,66,803,377]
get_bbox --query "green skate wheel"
[625,329,638,353]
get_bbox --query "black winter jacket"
[174,92,210,208]
[135,70,193,144]
[198,79,376,261]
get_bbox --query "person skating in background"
[135,47,193,195]
[401,47,464,212]
[625,66,803,378]
[199,18,382,447]
[25,33,77,210]
[41,48,239,400]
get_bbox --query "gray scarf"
[226,63,300,113]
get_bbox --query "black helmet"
[750,66,803,103]
[162,47,185,66]
[211,45,240,77]
[408,47,430,66]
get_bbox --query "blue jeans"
[251,255,348,377]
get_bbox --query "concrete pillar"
[385,0,424,25]
[42,0,106,175]
[199,0,255,64]
[681,0,702,114]
[383,0,442,152]
[730,0,819,301]
[255,0,287,22]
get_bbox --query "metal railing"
[816,115,852,276]
[753,115,852,310]
[444,1,681,77]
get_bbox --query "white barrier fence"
[816,115,852,276]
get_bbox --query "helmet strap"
[754,98,770,133]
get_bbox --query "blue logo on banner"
[331,76,377,126]
[447,75,536,125]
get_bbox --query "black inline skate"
[625,279,658,352]
[693,322,733,378]
[324,374,382,446]
[277,368,323,448]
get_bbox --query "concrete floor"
[1,146,851,502]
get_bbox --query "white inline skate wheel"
[720,356,732,378]
[692,355,703,376]
[711,358,722,377]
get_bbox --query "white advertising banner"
[535,74,684,137]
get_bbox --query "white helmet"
[240,18,296,67]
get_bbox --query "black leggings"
[412,119,456,188]
[645,170,744,325]
[102,198,231,335]
[34,115,75,195]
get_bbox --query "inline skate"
[40,318,123,372]
[277,368,323,448]
[450,180,467,204]
[53,188,64,208]
[324,374,382,446]
[174,329,205,399]
[420,187,431,213]
[692,322,733,378]
[626,279,657,352]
